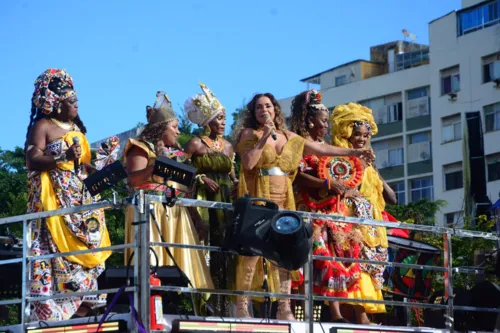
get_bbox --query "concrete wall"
[320,62,363,90]
[430,9,500,225]
[462,0,484,8]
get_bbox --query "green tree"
[386,198,497,291]
[176,106,196,148]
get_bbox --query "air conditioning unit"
[448,92,457,101]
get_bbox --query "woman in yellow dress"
[329,103,397,324]
[25,69,111,321]
[234,93,374,320]
[184,83,238,316]
[123,92,213,292]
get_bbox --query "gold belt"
[259,167,288,177]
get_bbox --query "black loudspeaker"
[97,265,188,310]
[465,111,491,217]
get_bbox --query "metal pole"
[133,192,141,331]
[443,231,454,331]
[21,219,28,327]
[139,193,150,332]
[304,217,314,333]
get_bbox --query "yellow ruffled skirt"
[347,272,386,313]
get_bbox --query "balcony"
[374,147,405,179]
[407,141,433,176]
[408,141,432,163]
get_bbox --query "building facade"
[279,0,500,226]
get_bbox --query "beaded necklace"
[201,135,224,153]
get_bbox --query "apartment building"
[279,0,500,226]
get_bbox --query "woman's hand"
[261,116,276,141]
[328,180,345,196]
[344,188,362,200]
[203,177,219,193]
[65,142,82,161]
[353,148,375,163]
[155,140,165,157]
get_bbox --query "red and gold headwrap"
[32,68,76,115]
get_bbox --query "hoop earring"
[203,126,211,136]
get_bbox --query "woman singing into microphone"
[25,69,111,321]
[233,93,374,320]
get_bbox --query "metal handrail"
[0,194,498,332]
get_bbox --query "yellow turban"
[329,102,387,248]
[330,102,378,148]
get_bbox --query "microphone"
[73,137,80,173]
[264,114,277,141]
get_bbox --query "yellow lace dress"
[236,131,305,301]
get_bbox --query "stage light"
[83,161,128,196]
[226,195,312,271]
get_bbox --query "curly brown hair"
[235,93,287,141]
[290,90,324,138]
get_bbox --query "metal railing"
[0,192,499,333]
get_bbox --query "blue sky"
[0,0,460,150]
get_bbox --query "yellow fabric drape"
[42,131,111,268]
[123,138,214,290]
[330,103,388,313]
[329,105,388,248]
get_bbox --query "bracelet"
[324,179,329,191]
[195,174,206,185]
[53,152,68,164]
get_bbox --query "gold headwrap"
[329,102,387,248]
[330,102,378,149]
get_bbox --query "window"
[442,114,462,143]
[441,66,460,95]
[389,182,405,204]
[458,0,500,36]
[487,153,500,182]
[407,87,428,100]
[484,102,500,132]
[388,102,403,122]
[410,177,434,202]
[483,54,500,83]
[410,132,429,144]
[372,140,404,168]
[388,148,404,166]
[445,212,464,227]
[444,162,463,191]
[335,75,347,87]
[376,102,403,124]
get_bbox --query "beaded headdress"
[305,89,328,111]
[184,82,225,126]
